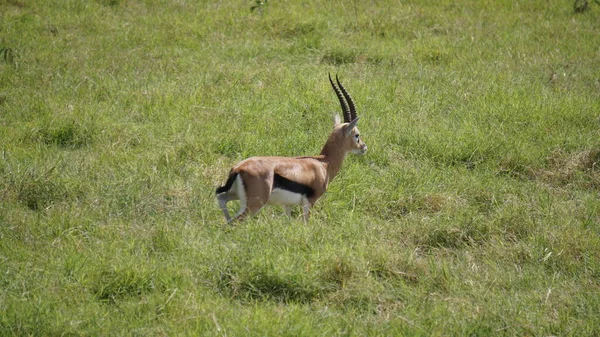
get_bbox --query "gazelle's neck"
[319,134,348,181]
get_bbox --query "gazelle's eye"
[355,134,360,139]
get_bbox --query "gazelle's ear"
[345,117,359,136]
[333,114,342,126]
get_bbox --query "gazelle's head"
[329,73,367,156]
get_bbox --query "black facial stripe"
[273,173,315,198]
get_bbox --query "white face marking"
[350,127,367,155]
[268,188,304,205]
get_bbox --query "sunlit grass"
[1,0,599,335]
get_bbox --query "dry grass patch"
[535,147,600,188]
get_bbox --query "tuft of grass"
[34,120,94,149]
[535,147,600,188]
[150,226,179,255]
[1,163,70,211]
[94,267,157,303]
[321,49,358,65]
[96,0,122,7]
[231,267,323,304]
[0,45,16,65]
[321,257,354,288]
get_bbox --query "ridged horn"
[336,74,357,122]
[329,73,352,123]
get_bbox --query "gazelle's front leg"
[301,199,311,223]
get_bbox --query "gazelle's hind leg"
[217,173,251,224]
[217,192,234,222]
[231,173,270,223]
[232,196,266,222]
[284,206,293,217]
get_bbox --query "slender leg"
[301,205,310,223]
[231,194,249,223]
[217,193,232,222]
[284,206,292,217]
[232,196,264,223]
[231,173,270,223]
[301,198,311,223]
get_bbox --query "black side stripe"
[273,173,315,198]
[216,172,238,194]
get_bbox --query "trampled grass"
[1,0,599,335]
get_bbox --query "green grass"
[1,0,600,335]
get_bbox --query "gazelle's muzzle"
[359,144,368,155]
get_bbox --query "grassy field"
[1,0,600,335]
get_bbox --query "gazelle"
[216,74,367,223]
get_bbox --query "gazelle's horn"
[329,73,351,123]
[336,74,357,121]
